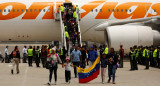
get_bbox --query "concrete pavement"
[0,62,160,86]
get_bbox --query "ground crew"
[145,47,150,69]
[22,45,28,63]
[129,47,135,70]
[149,47,154,67]
[75,5,79,13]
[158,47,160,68]
[35,46,41,67]
[28,46,33,67]
[60,4,64,17]
[73,10,77,22]
[119,45,124,68]
[134,46,138,70]
[153,47,158,67]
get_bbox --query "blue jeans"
[108,65,116,82]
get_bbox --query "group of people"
[129,45,160,70]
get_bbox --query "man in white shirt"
[22,45,28,63]
[5,46,9,63]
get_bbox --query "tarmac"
[0,62,160,86]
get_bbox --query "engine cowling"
[105,25,160,53]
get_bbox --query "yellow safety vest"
[153,49,157,58]
[130,51,135,60]
[60,6,63,12]
[76,7,79,12]
[143,49,147,57]
[159,51,160,58]
[49,49,52,54]
[60,48,63,55]
[103,47,108,54]
[28,49,33,56]
[65,31,69,38]
[73,11,77,18]
[146,50,150,58]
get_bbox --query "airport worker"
[145,47,150,69]
[71,45,82,78]
[22,45,28,63]
[11,46,20,74]
[129,47,135,70]
[60,46,66,63]
[119,45,124,68]
[153,47,158,67]
[134,46,138,70]
[75,5,79,13]
[41,45,47,68]
[35,46,41,67]
[28,46,33,67]
[73,9,77,22]
[107,48,118,84]
[47,47,62,85]
[88,45,98,67]
[60,4,64,17]
[4,46,9,63]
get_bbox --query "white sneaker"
[102,82,105,84]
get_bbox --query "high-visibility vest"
[135,49,139,58]
[60,6,63,12]
[153,49,157,58]
[103,47,108,54]
[159,51,160,58]
[143,49,147,57]
[64,26,67,30]
[49,49,52,54]
[28,49,33,56]
[73,11,77,18]
[130,51,135,60]
[146,50,150,58]
[35,49,40,57]
[65,31,69,38]
[60,48,63,55]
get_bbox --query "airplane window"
[21,9,24,12]
[154,9,156,12]
[8,9,10,12]
[26,9,28,12]
[17,9,19,12]
[43,9,46,12]
[117,9,119,12]
[100,9,102,12]
[35,9,37,12]
[108,9,110,12]
[112,9,115,12]
[4,9,6,12]
[129,9,131,12]
[13,9,15,12]
[121,9,123,12]
[0,10,1,12]
[39,9,41,12]
[95,9,98,12]
[91,9,93,12]
[30,9,32,12]
[125,9,127,12]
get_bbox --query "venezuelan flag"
[77,56,100,83]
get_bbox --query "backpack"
[46,53,58,69]
[12,51,17,57]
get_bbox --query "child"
[63,58,73,84]
[101,55,108,84]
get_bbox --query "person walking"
[129,47,135,70]
[71,45,82,78]
[47,47,62,85]
[22,45,28,63]
[119,45,124,68]
[88,45,98,67]
[11,46,20,74]
[81,46,87,68]
[101,53,108,84]
[35,46,41,67]
[5,46,9,63]
[28,46,33,67]
[62,58,73,84]
[107,48,118,84]
[41,45,47,68]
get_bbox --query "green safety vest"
[28,49,33,56]
[49,49,52,54]
[159,51,160,58]
[60,6,63,12]
[143,49,147,57]
[103,47,108,54]
[130,51,135,60]
[60,48,63,55]
[65,31,69,38]
[146,50,150,58]
[135,49,139,58]
[73,11,77,18]
[153,49,157,58]
[35,49,40,57]
[64,26,67,30]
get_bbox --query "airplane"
[0,0,159,53]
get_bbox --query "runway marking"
[21,65,28,86]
